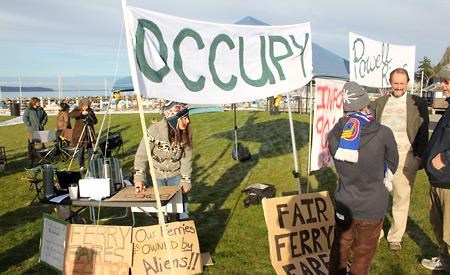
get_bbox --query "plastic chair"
[22,166,45,204]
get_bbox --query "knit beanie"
[60,103,70,111]
[342,81,370,112]
[438,64,450,80]
[162,101,189,129]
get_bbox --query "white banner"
[122,6,313,104]
[349,32,415,88]
[310,78,345,171]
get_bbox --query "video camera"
[83,109,96,125]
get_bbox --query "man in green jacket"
[23,97,48,165]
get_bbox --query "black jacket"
[424,98,450,188]
[328,116,399,220]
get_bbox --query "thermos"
[103,158,114,193]
[43,164,56,199]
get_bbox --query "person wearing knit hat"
[370,68,429,252]
[421,63,450,272]
[162,101,189,130]
[134,101,192,221]
[328,81,399,274]
[342,81,370,112]
[56,102,71,137]
[438,63,450,80]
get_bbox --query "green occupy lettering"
[269,36,293,81]
[239,36,275,87]
[209,34,237,91]
[173,28,205,92]
[135,19,170,83]
[290,33,310,77]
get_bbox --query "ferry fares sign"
[123,6,312,104]
[262,191,335,274]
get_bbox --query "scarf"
[334,112,374,163]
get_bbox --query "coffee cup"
[68,183,79,200]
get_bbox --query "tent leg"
[233,103,238,160]
[286,93,302,194]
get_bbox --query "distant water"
[0,89,135,100]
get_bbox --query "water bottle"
[43,164,56,199]
[103,158,114,193]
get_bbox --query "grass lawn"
[0,111,443,274]
[0,116,14,123]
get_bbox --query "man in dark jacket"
[421,64,450,272]
[23,97,48,165]
[328,81,399,275]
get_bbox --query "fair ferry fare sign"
[123,7,313,104]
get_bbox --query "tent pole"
[307,80,314,193]
[233,103,238,160]
[121,1,176,273]
[286,92,302,194]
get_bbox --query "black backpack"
[242,183,275,207]
[232,142,251,161]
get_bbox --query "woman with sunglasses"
[134,101,192,221]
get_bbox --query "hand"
[181,181,191,193]
[182,185,191,193]
[432,153,445,170]
[134,180,145,193]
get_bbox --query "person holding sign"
[370,68,429,251]
[134,101,192,221]
[328,81,399,274]
[421,64,450,272]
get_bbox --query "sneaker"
[176,213,190,221]
[388,242,402,251]
[421,257,450,271]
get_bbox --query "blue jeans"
[77,147,93,168]
[156,175,189,220]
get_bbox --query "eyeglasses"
[440,79,449,84]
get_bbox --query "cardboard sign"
[64,224,133,275]
[40,214,68,272]
[108,186,179,202]
[132,221,202,274]
[262,192,335,274]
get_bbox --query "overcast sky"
[0,0,448,78]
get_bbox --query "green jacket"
[134,119,192,188]
[370,93,429,160]
[23,106,48,132]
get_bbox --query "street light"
[420,71,431,98]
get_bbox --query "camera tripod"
[68,121,97,171]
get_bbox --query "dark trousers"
[77,147,93,168]
[329,218,383,275]
[430,186,450,263]
[27,132,44,166]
